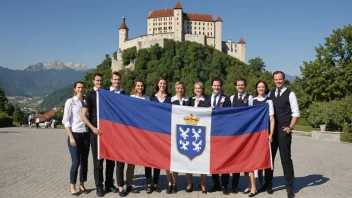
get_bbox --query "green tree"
[300,24,352,103]
[0,87,8,111]
[12,104,24,122]
[248,57,266,72]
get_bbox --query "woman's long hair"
[152,77,169,95]
[255,80,269,96]
[73,81,85,96]
[130,80,145,95]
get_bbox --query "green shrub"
[0,111,13,127]
[341,133,352,143]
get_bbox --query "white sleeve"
[62,99,72,128]
[267,100,274,116]
[289,92,300,117]
[248,95,254,106]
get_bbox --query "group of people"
[62,70,299,198]
[27,114,56,129]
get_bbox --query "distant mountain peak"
[21,61,89,71]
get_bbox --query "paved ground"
[0,127,351,198]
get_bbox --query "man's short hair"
[110,71,121,79]
[211,77,223,86]
[234,78,246,86]
[273,71,285,79]
[93,72,103,80]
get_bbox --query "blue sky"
[0,0,350,76]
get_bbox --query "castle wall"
[183,20,215,37]
[185,34,205,45]
[222,41,246,62]
[123,33,174,50]
[206,37,215,47]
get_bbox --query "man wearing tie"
[207,77,229,195]
[223,78,253,194]
[259,71,299,198]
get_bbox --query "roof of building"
[119,18,129,30]
[36,107,62,122]
[184,13,214,22]
[148,9,174,18]
[215,16,223,22]
[238,37,246,44]
[174,1,182,9]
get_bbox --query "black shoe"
[118,190,127,197]
[172,185,177,194]
[222,186,230,195]
[126,186,140,194]
[267,183,274,194]
[166,185,173,194]
[186,183,193,193]
[96,187,105,197]
[154,186,162,193]
[243,188,251,194]
[105,185,118,193]
[287,187,295,198]
[199,184,207,194]
[208,186,221,193]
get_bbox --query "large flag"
[98,89,271,174]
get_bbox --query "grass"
[341,133,352,143]
[56,124,65,129]
[294,125,314,132]
[12,121,21,127]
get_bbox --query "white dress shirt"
[131,94,150,100]
[250,97,275,116]
[192,96,206,107]
[109,86,124,94]
[62,96,86,133]
[171,95,189,106]
[211,93,225,106]
[269,86,300,117]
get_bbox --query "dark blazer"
[171,96,191,106]
[190,97,209,107]
[150,94,172,104]
[206,93,227,107]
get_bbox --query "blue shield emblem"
[176,124,206,161]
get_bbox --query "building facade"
[112,1,246,71]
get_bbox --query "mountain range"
[0,61,93,97]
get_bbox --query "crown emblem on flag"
[183,114,200,125]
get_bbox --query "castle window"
[177,17,178,20]
[207,23,209,26]
[177,22,179,25]
[203,27,205,30]
[207,32,209,36]
[187,26,189,29]
[235,49,237,52]
[231,48,233,52]
[211,23,213,26]
[195,31,197,34]
[235,44,237,47]
[211,32,212,36]
[203,23,205,25]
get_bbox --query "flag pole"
[97,89,100,160]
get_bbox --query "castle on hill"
[112,1,246,71]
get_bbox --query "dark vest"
[253,97,268,106]
[270,89,292,125]
[232,94,250,107]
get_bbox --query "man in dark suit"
[222,78,253,194]
[81,73,118,197]
[207,77,230,195]
[259,71,299,198]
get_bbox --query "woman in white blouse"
[245,80,275,197]
[62,81,90,195]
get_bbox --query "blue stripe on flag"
[211,104,269,136]
[99,89,172,135]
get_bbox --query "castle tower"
[173,1,183,41]
[215,16,223,52]
[119,17,129,51]
[238,37,246,63]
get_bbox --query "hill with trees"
[84,40,275,97]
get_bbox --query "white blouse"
[250,97,275,116]
[62,96,86,133]
[192,96,206,107]
[131,94,150,100]
[171,95,189,106]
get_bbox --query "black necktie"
[213,94,218,106]
[277,89,281,97]
[239,94,243,101]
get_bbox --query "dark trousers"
[116,161,125,187]
[265,126,294,187]
[90,132,115,188]
[231,173,240,188]
[145,167,160,185]
[211,174,229,187]
[68,132,90,184]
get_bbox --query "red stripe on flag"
[210,130,271,174]
[99,119,171,170]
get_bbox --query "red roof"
[37,107,62,122]
[119,19,129,30]
[148,9,174,18]
[184,13,214,22]
[215,16,223,22]
[238,37,246,44]
[174,1,182,9]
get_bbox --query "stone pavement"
[0,127,351,198]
